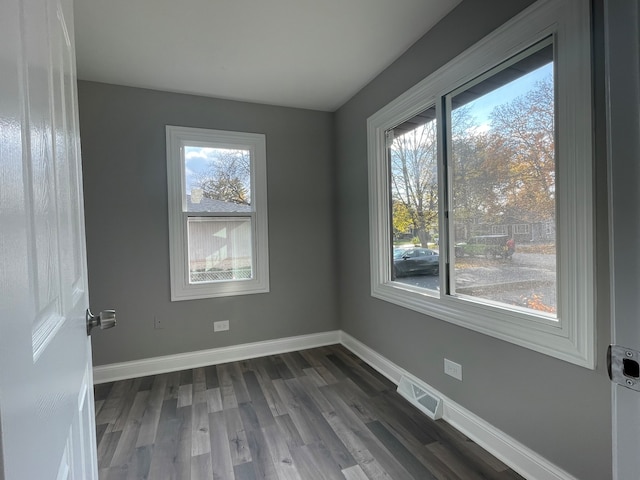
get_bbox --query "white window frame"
[166,126,269,301]
[367,0,595,368]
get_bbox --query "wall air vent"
[397,375,443,420]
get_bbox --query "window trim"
[367,0,595,368]
[166,126,269,301]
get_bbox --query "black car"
[393,247,439,277]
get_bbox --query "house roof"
[186,195,251,213]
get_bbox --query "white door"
[0,0,102,478]
[605,1,640,479]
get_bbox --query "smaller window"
[166,126,269,301]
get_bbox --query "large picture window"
[368,0,594,367]
[166,126,269,300]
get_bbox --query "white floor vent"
[397,375,443,420]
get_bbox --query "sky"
[460,62,552,131]
[184,146,214,193]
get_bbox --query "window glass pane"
[449,40,556,316]
[184,146,252,213]
[389,105,440,291]
[187,217,253,283]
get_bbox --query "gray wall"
[334,1,612,479]
[78,82,338,366]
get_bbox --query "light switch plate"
[214,320,229,332]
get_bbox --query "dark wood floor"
[94,345,524,480]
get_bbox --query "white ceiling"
[74,0,461,112]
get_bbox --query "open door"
[0,0,113,477]
[605,1,640,478]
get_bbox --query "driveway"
[395,252,557,311]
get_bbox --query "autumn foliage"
[525,294,556,313]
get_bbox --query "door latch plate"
[608,344,640,391]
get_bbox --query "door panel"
[0,0,98,477]
[26,0,66,359]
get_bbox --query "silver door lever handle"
[86,309,117,335]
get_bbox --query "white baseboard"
[93,329,577,480]
[92,330,340,384]
[339,331,578,480]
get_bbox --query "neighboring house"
[185,195,252,281]
[455,216,556,243]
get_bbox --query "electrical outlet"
[444,358,462,381]
[214,320,229,332]
[154,316,164,329]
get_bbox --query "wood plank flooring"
[94,345,524,480]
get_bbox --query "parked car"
[393,247,439,277]
[454,235,514,259]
